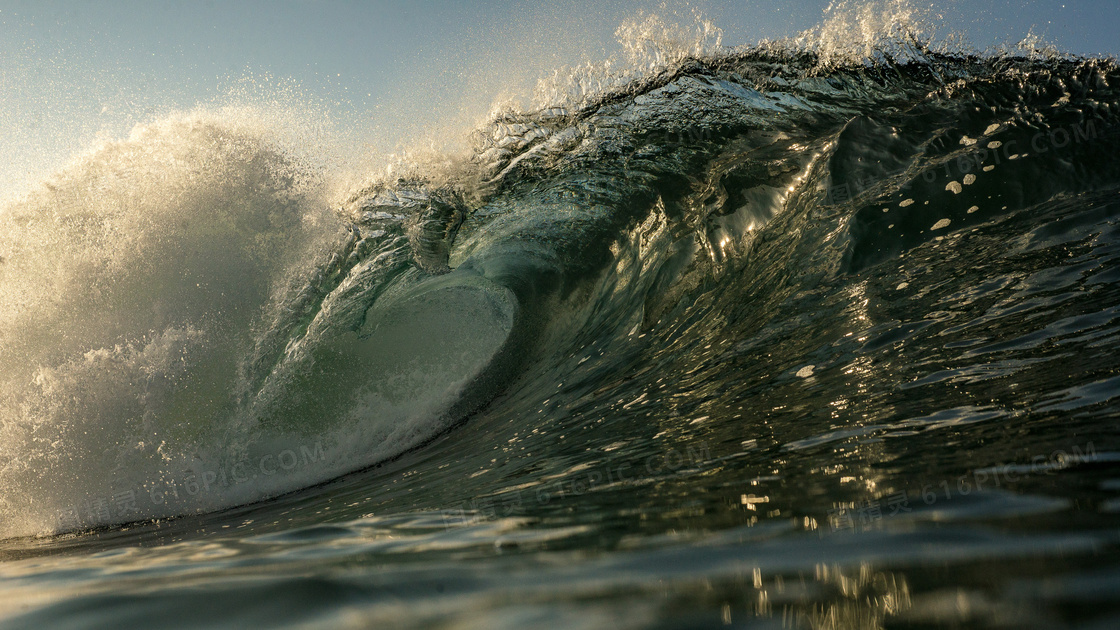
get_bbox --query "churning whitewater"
[1,6,1118,545]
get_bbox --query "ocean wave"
[2,8,1118,538]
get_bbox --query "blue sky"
[1,0,1117,201]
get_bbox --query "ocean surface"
[2,8,1120,629]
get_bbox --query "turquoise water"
[2,10,1120,629]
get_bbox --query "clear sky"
[2,0,1117,202]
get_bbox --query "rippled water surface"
[2,9,1120,629]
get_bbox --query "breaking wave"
[2,3,1118,539]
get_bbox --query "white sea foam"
[0,109,338,537]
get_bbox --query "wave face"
[1,33,1119,545]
